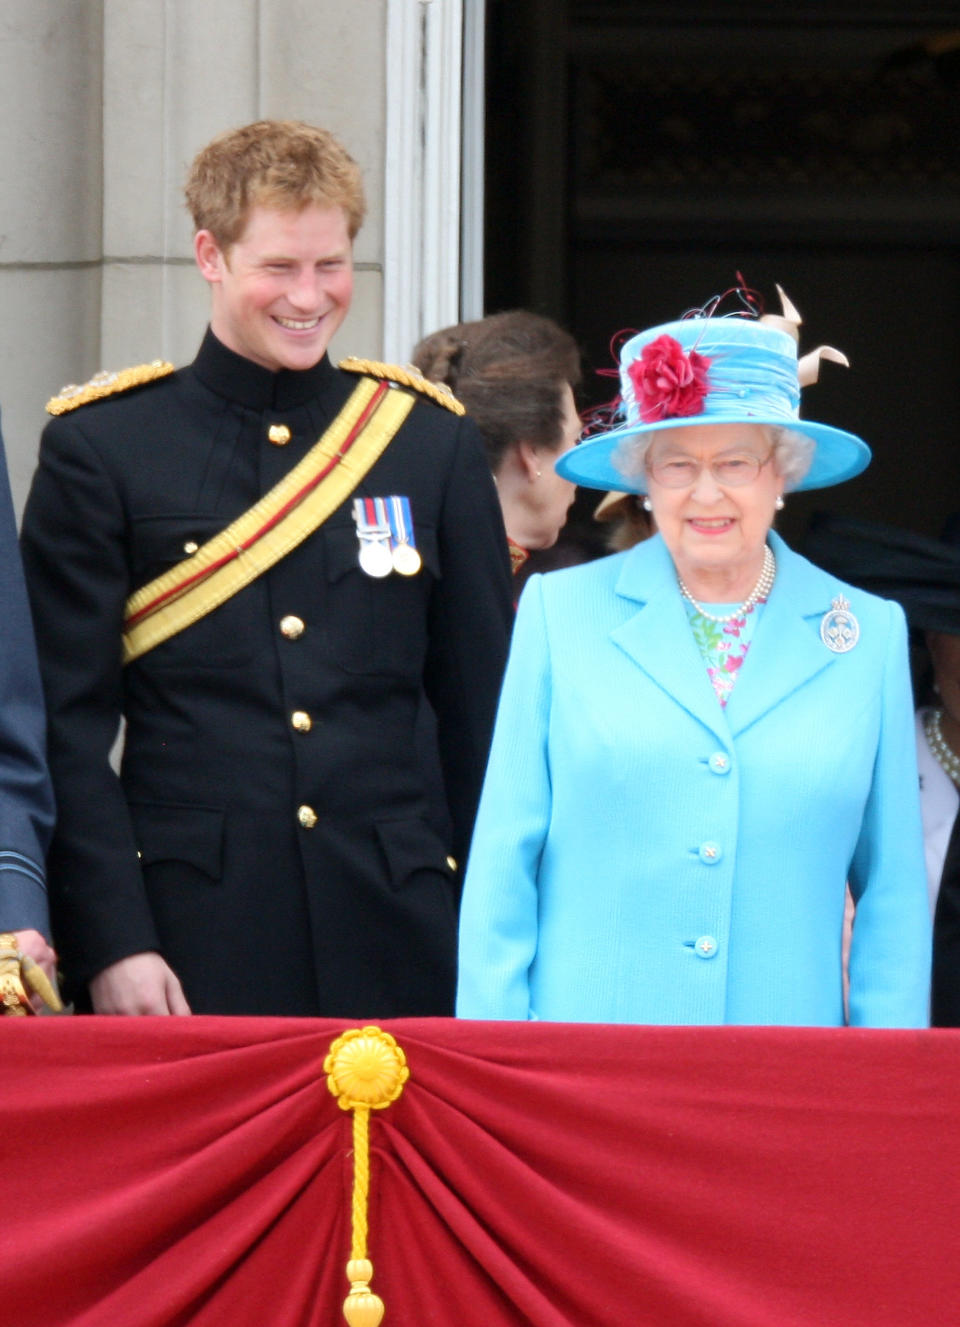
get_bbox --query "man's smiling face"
[195,202,354,372]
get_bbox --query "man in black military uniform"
[21,120,513,1017]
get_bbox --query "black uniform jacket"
[21,331,513,1016]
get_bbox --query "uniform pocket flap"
[129,515,227,581]
[374,817,454,892]
[129,803,225,878]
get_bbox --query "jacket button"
[446,855,457,871]
[291,710,312,733]
[698,841,722,864]
[268,423,291,445]
[280,615,305,639]
[297,805,318,829]
[183,540,199,556]
[708,752,730,775]
[694,935,719,959]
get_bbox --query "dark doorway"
[485,1,960,559]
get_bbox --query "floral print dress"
[685,597,767,707]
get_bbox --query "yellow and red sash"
[122,377,414,664]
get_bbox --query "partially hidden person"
[0,412,59,1015]
[805,511,960,1025]
[412,311,582,580]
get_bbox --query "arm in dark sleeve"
[424,414,513,866]
[0,414,55,936]
[20,413,160,985]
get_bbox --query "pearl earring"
[775,495,784,511]
[642,497,653,512]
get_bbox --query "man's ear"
[194,229,226,283]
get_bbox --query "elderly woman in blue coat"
[456,287,930,1027]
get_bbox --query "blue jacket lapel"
[607,531,847,744]
[609,535,731,745]
[723,532,839,736]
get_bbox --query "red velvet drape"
[3,1018,957,1326]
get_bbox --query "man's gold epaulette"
[338,356,465,416]
[46,360,175,416]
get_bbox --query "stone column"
[100,0,390,374]
[0,1,104,505]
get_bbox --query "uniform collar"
[191,326,340,411]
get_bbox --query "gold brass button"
[268,423,291,446]
[291,710,312,733]
[183,540,199,555]
[446,855,458,872]
[280,615,305,639]
[297,804,318,829]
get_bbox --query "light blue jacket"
[457,532,931,1027]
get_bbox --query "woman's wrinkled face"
[643,422,783,588]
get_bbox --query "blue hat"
[557,295,871,495]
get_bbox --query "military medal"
[360,541,393,578]
[388,495,422,576]
[353,497,393,578]
[820,594,860,653]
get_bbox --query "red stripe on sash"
[127,381,389,627]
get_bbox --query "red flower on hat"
[628,334,712,423]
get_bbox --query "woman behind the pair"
[804,511,960,1025]
[457,286,930,1027]
[413,310,582,577]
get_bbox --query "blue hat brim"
[556,415,871,494]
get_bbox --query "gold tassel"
[325,1027,409,1326]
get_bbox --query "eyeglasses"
[646,450,775,489]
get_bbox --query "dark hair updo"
[412,310,581,472]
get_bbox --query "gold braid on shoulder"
[339,357,465,416]
[46,360,175,416]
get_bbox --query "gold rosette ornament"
[325,1027,409,1327]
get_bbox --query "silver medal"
[354,496,394,578]
[359,539,393,578]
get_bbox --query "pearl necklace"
[678,545,776,623]
[924,708,960,788]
